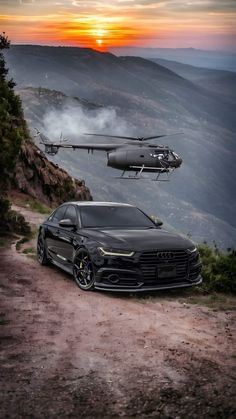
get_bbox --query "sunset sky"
[0,0,236,51]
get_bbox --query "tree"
[0,32,28,191]
[0,33,29,233]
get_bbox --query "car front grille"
[139,249,192,286]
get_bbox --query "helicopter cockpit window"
[168,152,176,161]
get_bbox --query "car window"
[64,205,78,225]
[50,205,67,224]
[80,206,155,228]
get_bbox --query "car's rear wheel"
[73,249,95,291]
[37,233,49,265]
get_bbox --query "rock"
[13,142,92,206]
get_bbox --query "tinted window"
[80,206,155,228]
[51,206,67,223]
[64,205,77,225]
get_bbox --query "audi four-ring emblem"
[157,251,174,259]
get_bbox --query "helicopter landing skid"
[115,166,174,181]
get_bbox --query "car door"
[56,204,79,267]
[46,205,67,262]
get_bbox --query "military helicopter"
[34,130,183,181]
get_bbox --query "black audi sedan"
[37,202,202,292]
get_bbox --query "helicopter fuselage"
[107,146,182,172]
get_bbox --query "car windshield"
[80,206,155,228]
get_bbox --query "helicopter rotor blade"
[143,132,183,141]
[84,133,139,141]
[84,132,183,142]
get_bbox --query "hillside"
[110,47,236,72]
[0,38,92,235]
[150,58,236,105]
[6,46,235,129]
[5,45,236,247]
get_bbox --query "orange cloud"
[1,0,235,51]
[46,20,141,49]
[0,13,143,49]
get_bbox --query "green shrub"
[0,197,30,236]
[198,244,236,294]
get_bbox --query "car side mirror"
[150,216,163,227]
[59,218,76,228]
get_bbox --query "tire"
[73,249,95,291]
[37,233,49,265]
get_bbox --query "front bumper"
[92,247,202,292]
[94,263,202,292]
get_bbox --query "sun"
[90,27,108,49]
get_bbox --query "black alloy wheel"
[37,233,49,265]
[73,249,95,291]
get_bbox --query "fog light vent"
[108,274,120,284]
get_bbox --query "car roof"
[65,201,133,207]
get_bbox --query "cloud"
[162,0,236,13]
[1,0,235,49]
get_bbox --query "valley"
[5,45,236,248]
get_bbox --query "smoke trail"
[42,104,133,142]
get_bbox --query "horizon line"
[10,43,236,54]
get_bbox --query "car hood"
[82,228,193,251]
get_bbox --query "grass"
[180,292,236,311]
[132,288,236,311]
[26,199,51,215]
[0,233,22,249]
[16,236,29,251]
[22,247,35,254]
[15,227,38,251]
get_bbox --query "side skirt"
[51,259,73,276]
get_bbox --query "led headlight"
[188,247,198,257]
[188,247,197,253]
[98,247,134,257]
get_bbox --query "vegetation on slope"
[0,33,92,235]
[0,32,30,234]
[0,34,28,187]
[198,244,236,294]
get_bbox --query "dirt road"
[0,209,235,418]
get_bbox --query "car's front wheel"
[37,233,49,265]
[73,249,95,291]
